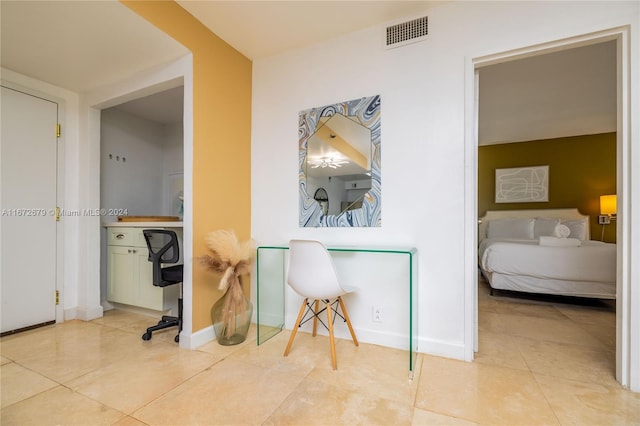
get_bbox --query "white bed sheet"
[479,238,616,299]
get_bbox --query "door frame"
[0,80,65,327]
[463,26,636,389]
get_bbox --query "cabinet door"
[107,246,135,304]
[133,247,164,310]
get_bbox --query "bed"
[478,208,616,299]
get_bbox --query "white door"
[1,86,58,334]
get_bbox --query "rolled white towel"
[540,236,581,247]
[553,223,571,238]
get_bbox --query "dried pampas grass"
[201,230,256,290]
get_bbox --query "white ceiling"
[478,40,617,145]
[105,85,185,125]
[0,0,435,93]
[0,0,188,94]
[0,1,617,141]
[176,1,438,60]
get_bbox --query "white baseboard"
[185,320,467,361]
[282,322,468,361]
[182,325,215,350]
[417,336,467,361]
[105,302,170,319]
[63,308,77,321]
[257,312,284,330]
[344,327,410,351]
[74,305,104,321]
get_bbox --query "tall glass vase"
[211,276,253,346]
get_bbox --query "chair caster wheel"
[142,332,152,341]
[174,335,179,343]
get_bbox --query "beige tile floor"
[2,281,639,425]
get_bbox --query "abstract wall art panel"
[495,165,549,203]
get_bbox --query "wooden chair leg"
[284,298,308,357]
[312,299,319,337]
[326,300,337,370]
[338,296,359,347]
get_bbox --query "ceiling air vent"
[385,15,428,49]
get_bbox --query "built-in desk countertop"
[256,244,418,378]
[103,221,183,228]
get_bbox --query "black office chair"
[141,229,183,343]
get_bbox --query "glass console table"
[256,245,418,378]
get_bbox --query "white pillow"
[487,218,535,239]
[534,218,561,238]
[561,218,588,240]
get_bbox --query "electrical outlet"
[372,305,384,323]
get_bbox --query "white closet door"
[1,86,58,334]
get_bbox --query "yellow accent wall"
[478,133,616,242]
[121,1,252,331]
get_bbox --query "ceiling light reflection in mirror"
[306,113,371,176]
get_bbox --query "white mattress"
[479,238,616,299]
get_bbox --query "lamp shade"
[600,194,617,215]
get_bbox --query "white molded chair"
[283,239,359,370]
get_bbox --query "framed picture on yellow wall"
[495,165,548,203]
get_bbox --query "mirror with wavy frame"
[299,95,381,227]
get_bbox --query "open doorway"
[97,84,185,318]
[86,53,193,347]
[466,29,632,388]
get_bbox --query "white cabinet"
[106,226,179,311]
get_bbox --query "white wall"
[99,110,183,222]
[163,122,184,174]
[100,108,166,223]
[162,122,184,217]
[251,0,640,365]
